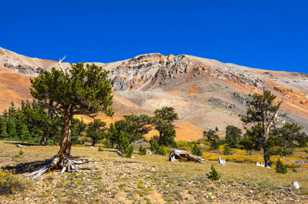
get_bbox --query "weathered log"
[25,155,88,179]
[169,149,203,163]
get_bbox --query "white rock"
[218,157,226,165]
[256,162,265,167]
[292,181,301,190]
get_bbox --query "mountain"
[1,47,308,140]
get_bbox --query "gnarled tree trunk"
[58,110,72,160]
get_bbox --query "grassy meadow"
[0,140,307,203]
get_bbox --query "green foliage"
[175,141,194,151]
[117,131,134,158]
[106,114,151,157]
[107,114,152,150]
[139,145,147,155]
[30,64,113,117]
[153,107,178,147]
[269,146,293,156]
[0,117,8,138]
[271,122,308,148]
[86,119,106,146]
[239,135,255,153]
[275,159,288,174]
[242,124,264,151]
[225,125,242,147]
[7,118,17,139]
[123,114,152,142]
[30,63,113,155]
[206,165,220,181]
[223,145,232,155]
[155,120,176,146]
[204,128,220,149]
[0,101,61,144]
[241,90,282,166]
[71,119,87,144]
[18,123,31,141]
[149,138,168,155]
[154,106,178,123]
[191,144,202,156]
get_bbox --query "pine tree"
[225,125,242,147]
[19,123,31,141]
[153,107,178,146]
[30,63,113,160]
[86,119,106,146]
[0,117,8,138]
[7,118,17,139]
[241,90,282,167]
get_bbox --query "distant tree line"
[203,90,308,166]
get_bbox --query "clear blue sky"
[1,0,308,73]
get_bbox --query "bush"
[150,138,169,155]
[270,147,293,156]
[225,125,242,147]
[0,171,27,195]
[191,144,202,156]
[223,145,232,155]
[125,145,134,158]
[275,159,288,174]
[204,129,220,149]
[139,145,147,155]
[176,141,194,151]
[206,165,220,181]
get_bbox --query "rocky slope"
[1,47,308,139]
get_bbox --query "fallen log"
[169,149,203,163]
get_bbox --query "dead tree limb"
[169,149,203,163]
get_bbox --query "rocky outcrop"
[0,47,68,76]
[107,53,265,91]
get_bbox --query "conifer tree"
[30,63,113,160]
[241,90,282,167]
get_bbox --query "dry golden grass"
[0,140,307,196]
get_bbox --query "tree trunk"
[263,143,271,167]
[91,139,96,146]
[40,134,48,145]
[58,110,72,160]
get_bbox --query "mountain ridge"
[1,47,308,139]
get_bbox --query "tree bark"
[91,139,96,146]
[58,110,72,160]
[40,135,48,145]
[263,143,271,167]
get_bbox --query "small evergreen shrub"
[150,139,168,155]
[125,145,134,158]
[206,165,220,181]
[275,159,288,174]
[159,146,169,155]
[191,144,202,156]
[139,145,147,155]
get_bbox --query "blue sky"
[1,0,308,73]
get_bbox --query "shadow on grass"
[1,159,52,174]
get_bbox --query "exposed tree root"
[23,155,89,179]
